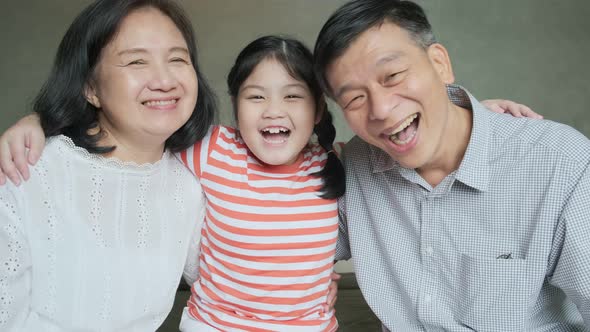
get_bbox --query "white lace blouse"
[0,135,205,332]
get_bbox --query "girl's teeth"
[263,127,288,134]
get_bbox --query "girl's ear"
[315,96,327,125]
[84,82,101,108]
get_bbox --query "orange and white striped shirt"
[179,125,338,332]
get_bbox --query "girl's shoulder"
[214,125,239,141]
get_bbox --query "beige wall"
[2,1,590,272]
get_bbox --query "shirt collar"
[369,84,490,192]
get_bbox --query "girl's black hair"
[227,35,344,199]
[34,0,216,154]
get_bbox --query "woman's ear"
[84,82,101,108]
[427,43,455,85]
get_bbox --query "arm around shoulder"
[335,196,351,261]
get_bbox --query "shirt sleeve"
[0,186,32,331]
[335,195,351,261]
[183,195,206,286]
[547,162,590,326]
[182,226,202,286]
[177,125,218,179]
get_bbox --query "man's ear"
[427,43,455,85]
[84,82,101,108]
[315,96,327,125]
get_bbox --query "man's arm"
[335,195,352,261]
[547,162,590,326]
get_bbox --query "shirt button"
[424,294,432,304]
[425,247,433,256]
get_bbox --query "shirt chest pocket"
[453,254,535,332]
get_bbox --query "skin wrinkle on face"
[88,7,198,164]
[326,22,472,187]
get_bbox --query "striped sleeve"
[179,125,220,179]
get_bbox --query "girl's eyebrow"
[240,83,307,93]
[239,84,265,92]
[282,83,307,89]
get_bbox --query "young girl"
[178,35,344,331]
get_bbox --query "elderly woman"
[0,0,216,330]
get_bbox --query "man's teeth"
[390,114,418,136]
[262,127,289,134]
[144,99,177,107]
[390,130,416,145]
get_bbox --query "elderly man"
[314,0,590,331]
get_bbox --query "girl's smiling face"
[236,57,320,166]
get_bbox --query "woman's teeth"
[144,99,177,107]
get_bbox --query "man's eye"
[387,73,398,80]
[386,71,405,84]
[345,95,364,110]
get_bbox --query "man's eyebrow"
[376,52,404,67]
[334,83,361,100]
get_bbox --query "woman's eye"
[171,58,189,64]
[247,95,264,100]
[127,60,146,66]
[286,95,302,99]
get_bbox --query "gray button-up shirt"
[337,85,590,331]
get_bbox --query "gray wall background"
[1,1,589,139]
[1,1,589,272]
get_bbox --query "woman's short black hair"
[226,35,345,199]
[34,0,216,154]
[314,0,436,97]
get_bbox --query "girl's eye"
[286,95,302,99]
[247,95,264,100]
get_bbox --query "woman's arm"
[481,99,542,119]
[182,223,202,286]
[0,186,32,330]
